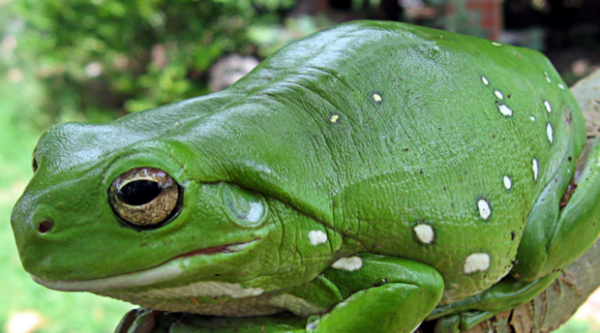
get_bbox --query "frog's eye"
[109,167,182,228]
[32,153,38,173]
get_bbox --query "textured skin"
[10,21,598,333]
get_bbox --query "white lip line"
[32,240,258,292]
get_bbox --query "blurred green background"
[1,0,599,332]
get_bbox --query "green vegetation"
[10,0,296,127]
[555,318,600,333]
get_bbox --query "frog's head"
[11,112,338,308]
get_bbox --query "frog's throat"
[30,239,260,292]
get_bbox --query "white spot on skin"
[494,90,504,100]
[492,42,502,46]
[530,116,536,122]
[481,76,489,85]
[547,123,554,144]
[332,257,363,271]
[498,104,513,117]
[414,224,435,244]
[544,72,551,83]
[372,93,383,104]
[477,199,492,220]
[329,114,340,123]
[308,230,328,246]
[558,83,566,90]
[503,176,512,190]
[532,159,539,181]
[464,253,490,274]
[544,101,552,113]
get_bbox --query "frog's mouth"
[30,239,260,292]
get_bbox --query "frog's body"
[11,21,600,333]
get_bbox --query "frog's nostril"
[37,219,54,234]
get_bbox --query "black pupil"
[118,180,162,206]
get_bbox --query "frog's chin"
[31,239,260,292]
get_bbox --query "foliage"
[9,0,294,125]
[248,14,333,58]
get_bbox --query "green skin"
[11,21,600,333]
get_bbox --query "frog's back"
[200,21,585,302]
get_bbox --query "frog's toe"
[459,311,497,331]
[114,308,170,333]
[434,315,460,333]
[434,311,498,333]
[114,309,138,333]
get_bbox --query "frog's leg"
[115,309,189,333]
[512,138,600,282]
[427,272,560,332]
[428,138,600,333]
[308,253,444,333]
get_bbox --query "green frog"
[11,20,600,333]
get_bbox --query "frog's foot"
[427,272,560,332]
[115,308,179,333]
[310,253,444,333]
